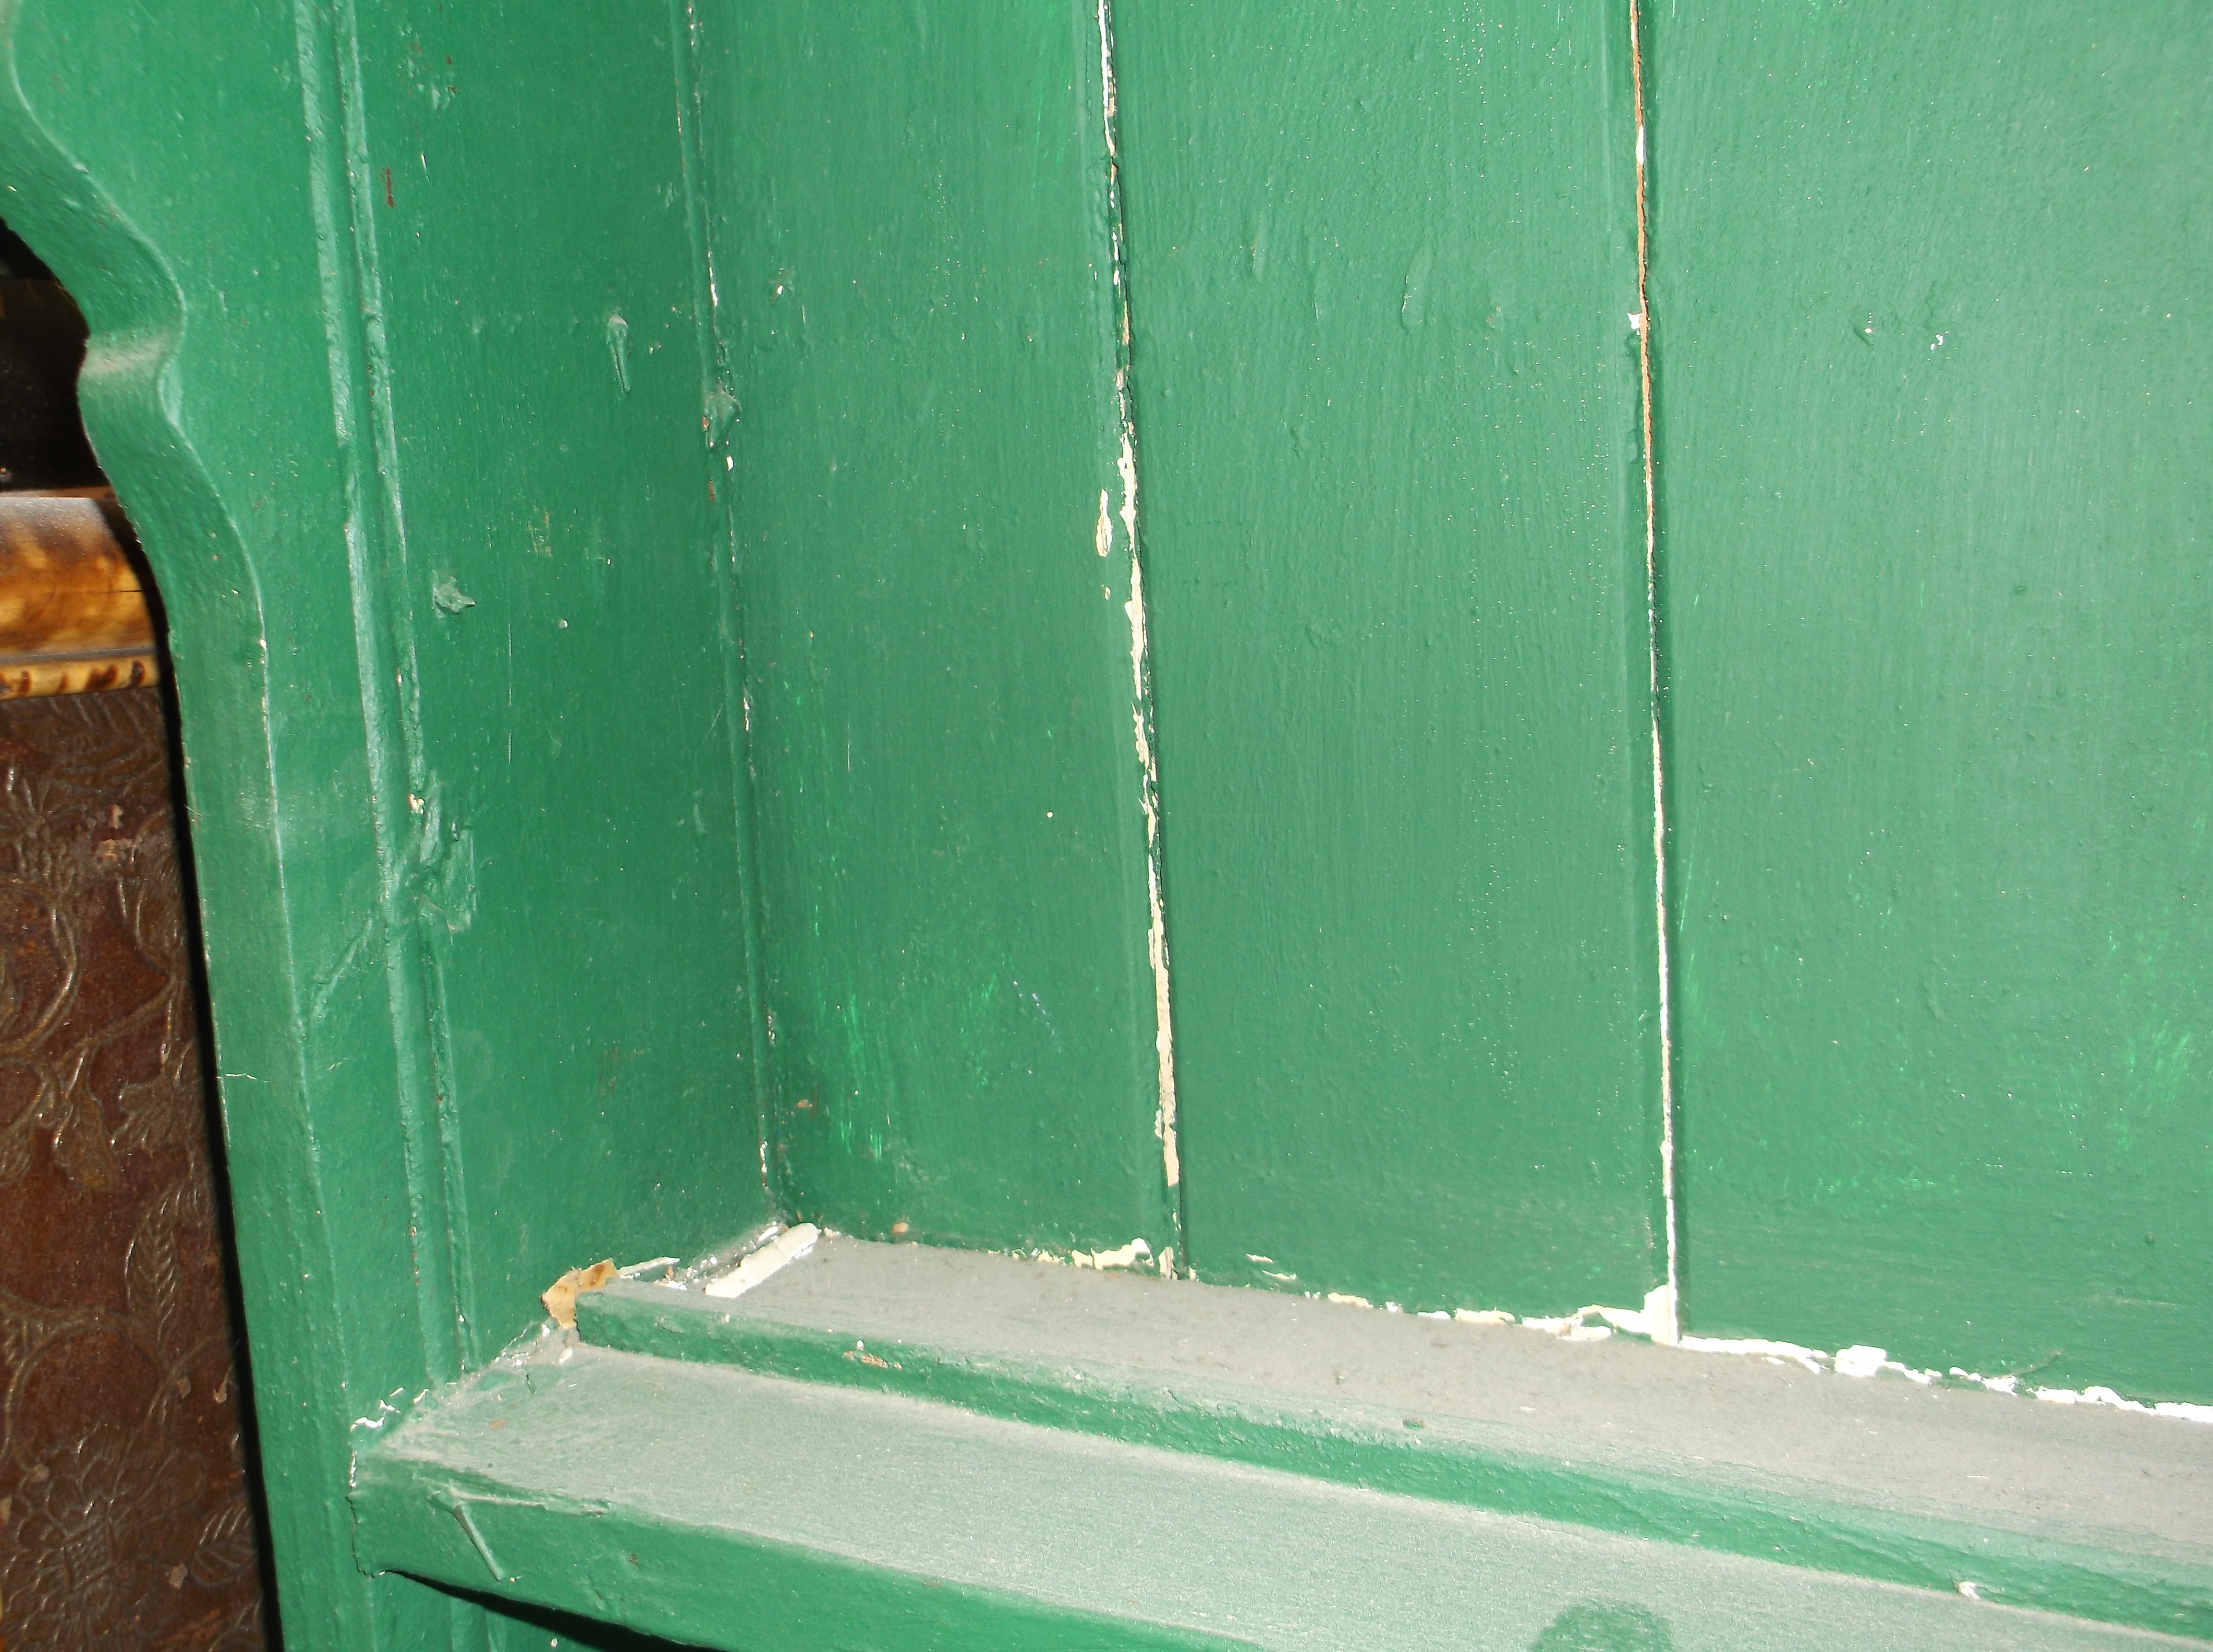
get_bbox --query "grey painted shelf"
[351,1237,2213,1648]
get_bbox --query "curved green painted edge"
[0,9,463,1645]
[0,9,353,1640]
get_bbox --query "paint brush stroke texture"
[705,1,1179,1257]
[1654,0,2213,1400]
[1115,0,1667,1316]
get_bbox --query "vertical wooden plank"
[351,0,770,1348]
[1654,2,2213,1398]
[704,4,1175,1256]
[1117,2,1664,1313]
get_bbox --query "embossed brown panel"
[0,687,265,1650]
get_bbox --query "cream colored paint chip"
[704,1223,820,1300]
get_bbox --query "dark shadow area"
[0,223,98,490]
[436,1583,715,1652]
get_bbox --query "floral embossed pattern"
[0,689,264,1649]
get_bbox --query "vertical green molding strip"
[334,0,770,1348]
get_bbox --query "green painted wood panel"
[702,3,1175,1256]
[345,0,768,1356]
[1653,2,2213,1400]
[1115,1,1665,1314]
[572,1239,2213,1640]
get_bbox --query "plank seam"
[663,0,777,1213]
[290,0,475,1378]
[1095,0,1185,1266]
[1628,0,1682,1347]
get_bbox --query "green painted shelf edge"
[350,1340,2204,1651]
[555,1238,2213,1644]
[351,1365,1238,1652]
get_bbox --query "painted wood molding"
[0,488,159,696]
[353,1235,2213,1650]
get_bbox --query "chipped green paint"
[1114,0,1666,1314]
[703,1,1176,1259]
[1652,1,2213,1400]
[8,0,2213,1644]
[0,0,770,1642]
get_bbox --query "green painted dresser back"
[0,0,2204,1640]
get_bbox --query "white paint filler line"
[1098,0,1182,1226]
[1334,1291,2213,1422]
[1628,0,1680,1348]
[618,1226,2213,1421]
[1126,522,1178,1198]
[703,1222,819,1299]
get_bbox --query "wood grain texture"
[1652,1,2213,1398]
[703,2,1175,1257]
[0,491,158,698]
[1115,0,1664,1313]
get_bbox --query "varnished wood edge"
[0,487,160,692]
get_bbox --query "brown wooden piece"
[0,490,158,699]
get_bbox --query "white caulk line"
[1129,540,1179,1193]
[1098,0,1181,1208]
[1629,0,1680,1345]
[703,1221,817,1299]
[1096,0,1119,160]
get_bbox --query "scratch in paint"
[1097,0,1179,1203]
[452,1500,506,1583]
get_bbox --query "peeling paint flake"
[1833,1344,1888,1379]
[1096,0,1179,1213]
[1070,1236,1153,1270]
[703,1222,819,1299]
[540,1257,617,1329]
